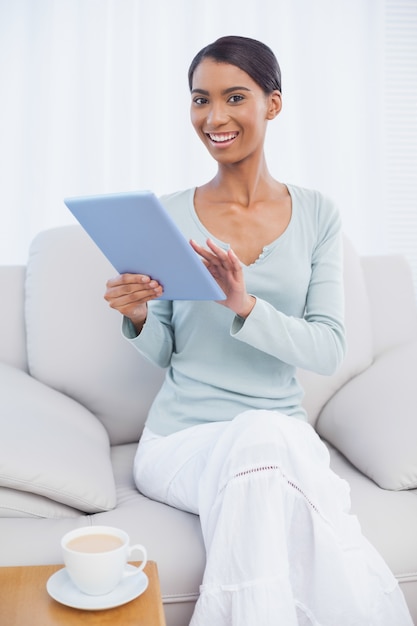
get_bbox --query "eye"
[193,96,208,105]
[228,94,244,104]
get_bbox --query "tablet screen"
[64,191,226,301]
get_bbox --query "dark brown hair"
[188,35,282,94]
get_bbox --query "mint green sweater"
[123,184,346,436]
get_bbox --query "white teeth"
[208,132,237,142]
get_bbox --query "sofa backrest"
[360,254,417,356]
[21,225,417,441]
[0,266,27,372]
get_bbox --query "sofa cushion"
[0,487,82,518]
[25,226,165,445]
[0,363,116,512]
[327,443,417,579]
[317,340,417,490]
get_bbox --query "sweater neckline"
[187,184,295,268]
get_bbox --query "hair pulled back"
[188,35,281,95]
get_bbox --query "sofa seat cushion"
[0,363,116,512]
[327,443,417,583]
[317,341,417,490]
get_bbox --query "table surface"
[0,561,166,626]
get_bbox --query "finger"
[106,275,163,296]
[106,273,155,289]
[207,240,244,271]
[104,280,162,305]
[191,239,235,273]
[227,248,243,272]
[106,288,162,311]
[205,238,221,251]
[190,239,216,263]
[113,282,161,299]
[191,238,227,261]
[206,238,229,259]
[197,240,232,271]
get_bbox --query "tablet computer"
[64,191,226,301]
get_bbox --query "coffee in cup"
[61,525,147,595]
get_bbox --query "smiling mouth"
[206,132,239,143]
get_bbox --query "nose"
[206,102,228,127]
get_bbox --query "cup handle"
[123,544,148,578]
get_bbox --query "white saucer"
[46,565,148,610]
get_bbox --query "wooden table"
[0,561,166,626]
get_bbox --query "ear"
[266,90,282,120]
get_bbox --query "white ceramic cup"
[61,525,147,596]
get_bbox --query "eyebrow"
[191,86,252,96]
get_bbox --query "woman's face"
[190,58,281,165]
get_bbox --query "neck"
[209,153,276,206]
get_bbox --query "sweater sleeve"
[122,299,174,368]
[231,209,346,375]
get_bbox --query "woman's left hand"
[190,238,255,318]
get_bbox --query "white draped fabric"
[0,0,415,293]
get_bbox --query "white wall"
[0,0,415,291]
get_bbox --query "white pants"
[134,410,413,626]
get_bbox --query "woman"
[105,36,412,625]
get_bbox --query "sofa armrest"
[0,266,27,371]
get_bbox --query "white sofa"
[1,225,416,625]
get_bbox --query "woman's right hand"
[104,274,163,333]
